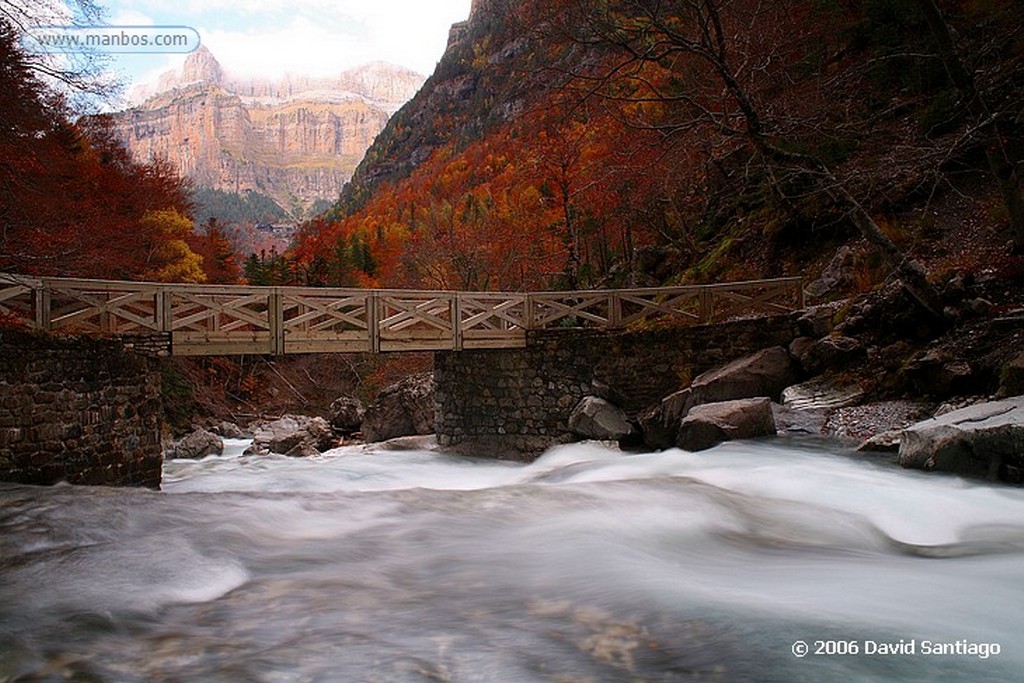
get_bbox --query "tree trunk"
[913,0,1024,252]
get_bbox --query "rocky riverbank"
[566,272,1024,483]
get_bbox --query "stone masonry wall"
[434,316,800,459]
[0,330,163,488]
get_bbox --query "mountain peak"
[181,45,223,85]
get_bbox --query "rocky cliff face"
[111,47,425,215]
[331,0,526,216]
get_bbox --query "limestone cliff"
[111,47,425,215]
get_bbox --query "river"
[2,438,1023,682]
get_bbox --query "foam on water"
[3,438,1024,681]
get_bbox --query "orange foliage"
[292,97,671,291]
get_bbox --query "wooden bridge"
[0,274,804,356]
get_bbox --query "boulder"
[798,335,866,375]
[796,305,836,338]
[569,396,633,441]
[902,349,976,397]
[787,337,816,364]
[805,246,854,298]
[636,404,677,450]
[329,395,366,433]
[857,430,902,452]
[997,352,1024,399]
[171,428,224,460]
[661,388,691,424]
[772,402,827,436]
[362,373,436,443]
[246,415,335,457]
[210,421,246,439]
[685,347,799,413]
[676,398,777,452]
[899,397,1024,481]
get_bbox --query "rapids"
[2,438,1023,681]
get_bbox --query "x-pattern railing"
[0,274,804,355]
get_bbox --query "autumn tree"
[189,218,243,284]
[528,0,948,316]
[1,0,118,107]
[0,22,202,281]
[139,209,205,283]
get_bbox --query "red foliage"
[0,23,216,282]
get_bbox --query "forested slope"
[294,0,1024,295]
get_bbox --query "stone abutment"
[0,330,163,488]
[434,316,801,458]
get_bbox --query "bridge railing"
[0,274,803,355]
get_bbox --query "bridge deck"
[0,274,804,356]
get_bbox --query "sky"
[98,0,472,95]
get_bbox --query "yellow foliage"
[140,208,193,241]
[140,209,206,283]
[149,240,207,283]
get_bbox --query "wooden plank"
[172,331,272,356]
[284,338,372,354]
[462,336,527,350]
[368,293,380,354]
[452,295,463,351]
[380,336,455,352]
[269,290,284,355]
[34,288,51,330]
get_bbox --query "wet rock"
[329,395,366,433]
[857,430,902,452]
[676,398,776,452]
[798,335,865,375]
[589,380,628,408]
[569,396,632,441]
[685,347,799,413]
[171,428,223,460]
[771,403,827,435]
[374,435,439,451]
[661,389,692,428]
[781,377,865,411]
[970,298,994,316]
[636,404,677,450]
[822,401,931,442]
[899,397,1024,481]
[246,415,335,457]
[210,421,246,439]
[362,373,436,443]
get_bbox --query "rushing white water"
[2,438,1023,682]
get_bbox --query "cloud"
[105,0,471,92]
[197,2,470,77]
[108,9,156,26]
